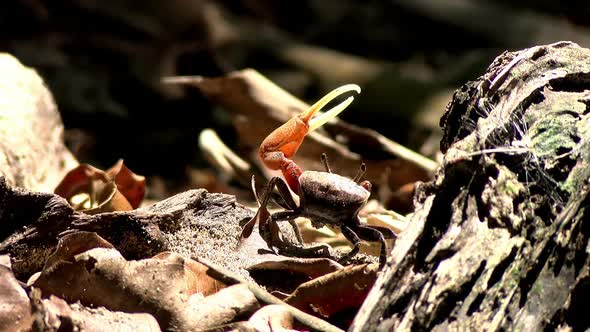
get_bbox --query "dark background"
[2,0,589,196]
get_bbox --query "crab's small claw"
[259,84,361,193]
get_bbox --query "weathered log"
[0,179,255,280]
[352,41,590,331]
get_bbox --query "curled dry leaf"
[54,163,106,200]
[0,255,32,332]
[105,159,146,209]
[54,159,145,212]
[285,263,379,319]
[0,54,78,193]
[152,251,226,297]
[84,180,134,214]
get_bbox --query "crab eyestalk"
[258,84,361,193]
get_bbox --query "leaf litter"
[0,68,425,331]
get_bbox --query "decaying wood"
[0,54,77,192]
[0,178,256,280]
[352,41,590,331]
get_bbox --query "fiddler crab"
[240,84,395,267]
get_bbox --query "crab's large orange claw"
[258,84,361,193]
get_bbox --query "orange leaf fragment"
[54,159,145,212]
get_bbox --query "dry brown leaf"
[54,159,145,212]
[0,255,32,332]
[54,163,107,200]
[105,159,146,209]
[84,180,134,214]
[34,244,231,330]
[31,292,160,331]
[247,304,297,331]
[42,231,114,273]
[284,263,379,318]
[248,257,343,280]
[194,257,345,332]
[152,251,226,297]
[183,284,260,331]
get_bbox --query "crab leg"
[240,176,302,248]
[258,84,361,194]
[341,223,390,267]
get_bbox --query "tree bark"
[352,41,590,331]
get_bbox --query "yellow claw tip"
[303,84,361,132]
